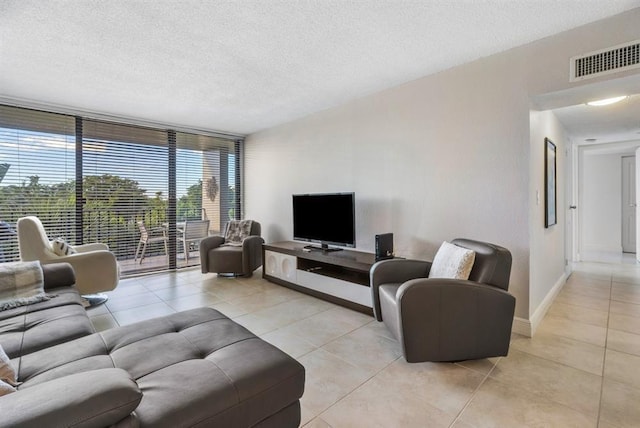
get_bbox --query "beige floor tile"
[90,313,119,332]
[599,378,640,427]
[107,283,150,298]
[232,313,284,335]
[561,280,611,300]
[140,274,183,291]
[459,378,596,427]
[320,375,455,428]
[151,284,203,301]
[85,302,110,316]
[609,300,640,318]
[612,282,640,305]
[260,328,318,359]
[303,417,333,428]
[372,358,485,416]
[300,404,316,427]
[226,288,301,313]
[609,312,640,335]
[612,271,640,285]
[321,324,402,376]
[554,290,610,312]
[450,419,477,428]
[546,301,608,327]
[277,307,372,348]
[455,357,500,375]
[510,332,605,375]
[604,349,640,388]
[536,315,607,347]
[299,348,372,416]
[248,295,334,327]
[164,292,222,312]
[606,329,640,356]
[200,279,264,301]
[105,292,163,312]
[110,302,176,326]
[490,348,601,416]
[207,301,249,318]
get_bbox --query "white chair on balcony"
[16,216,119,306]
[134,221,168,264]
[179,219,210,262]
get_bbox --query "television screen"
[293,192,355,250]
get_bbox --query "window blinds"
[0,106,76,262]
[0,104,242,274]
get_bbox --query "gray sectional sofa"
[0,263,305,427]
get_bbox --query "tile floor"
[87,261,640,427]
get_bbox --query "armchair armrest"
[396,278,516,362]
[41,262,76,290]
[44,251,119,294]
[242,235,265,274]
[74,243,109,253]
[370,259,432,321]
[1,368,142,428]
[200,236,226,273]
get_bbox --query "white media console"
[262,241,377,315]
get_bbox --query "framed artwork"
[544,138,557,228]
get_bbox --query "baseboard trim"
[512,317,532,337]
[512,271,568,338]
[529,272,568,336]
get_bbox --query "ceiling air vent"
[570,40,640,82]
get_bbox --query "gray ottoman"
[12,307,305,427]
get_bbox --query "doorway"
[622,155,636,254]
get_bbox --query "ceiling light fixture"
[586,96,628,106]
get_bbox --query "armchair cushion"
[225,219,253,245]
[428,241,475,280]
[51,238,77,256]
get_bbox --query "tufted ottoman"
[8,307,305,427]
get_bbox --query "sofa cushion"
[0,286,95,359]
[0,261,52,311]
[4,368,142,427]
[17,307,305,427]
[428,241,475,280]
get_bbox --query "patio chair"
[179,219,210,262]
[134,221,168,264]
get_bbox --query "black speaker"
[375,233,394,261]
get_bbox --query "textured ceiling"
[1,0,639,135]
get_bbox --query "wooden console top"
[263,241,376,273]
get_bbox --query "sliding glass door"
[82,119,169,274]
[0,106,76,262]
[0,105,242,275]
[176,132,238,267]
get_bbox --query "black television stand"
[263,241,376,315]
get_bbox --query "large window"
[0,106,76,262]
[0,105,242,274]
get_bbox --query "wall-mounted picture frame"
[544,137,557,228]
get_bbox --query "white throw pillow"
[51,238,77,256]
[0,344,17,396]
[428,241,476,280]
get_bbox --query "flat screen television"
[292,192,355,251]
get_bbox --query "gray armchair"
[199,221,264,277]
[370,238,515,363]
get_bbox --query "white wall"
[581,152,623,254]
[244,9,640,327]
[528,110,568,331]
